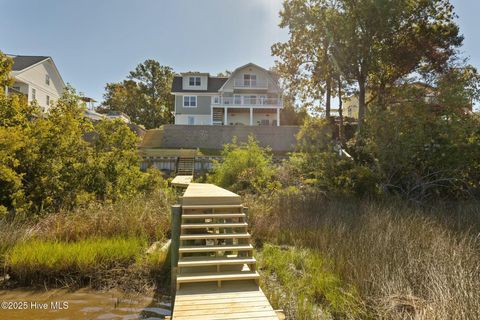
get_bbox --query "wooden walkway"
[170,183,279,320]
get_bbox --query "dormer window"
[189,76,201,86]
[45,74,50,85]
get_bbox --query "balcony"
[212,96,282,107]
[233,79,269,90]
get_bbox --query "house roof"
[10,55,50,71]
[218,62,281,92]
[171,76,228,93]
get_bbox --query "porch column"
[224,107,228,125]
[249,108,253,126]
[276,108,280,126]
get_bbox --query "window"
[243,74,257,87]
[183,96,197,107]
[234,95,241,105]
[189,77,201,86]
[260,119,270,126]
[213,96,220,104]
[46,95,50,105]
[188,116,195,125]
[31,88,36,100]
[45,75,50,85]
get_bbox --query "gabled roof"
[9,54,66,89]
[10,55,49,71]
[171,76,228,93]
[218,62,281,92]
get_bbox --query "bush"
[208,135,277,194]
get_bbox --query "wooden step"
[179,244,253,253]
[182,213,245,219]
[176,271,259,285]
[181,222,247,229]
[180,233,251,240]
[182,205,243,210]
[178,256,256,268]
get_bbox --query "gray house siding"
[175,95,212,115]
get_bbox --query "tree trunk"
[357,76,366,131]
[338,76,344,143]
[325,77,331,118]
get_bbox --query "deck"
[173,282,279,319]
[171,175,193,188]
[170,183,280,319]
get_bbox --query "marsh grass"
[0,189,174,289]
[248,190,480,319]
[258,244,365,319]
[6,237,146,285]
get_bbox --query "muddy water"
[0,288,171,320]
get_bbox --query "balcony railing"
[233,79,269,89]
[212,96,282,107]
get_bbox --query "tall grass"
[248,190,480,319]
[0,188,174,289]
[6,237,146,284]
[258,244,365,319]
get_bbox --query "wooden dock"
[170,183,279,319]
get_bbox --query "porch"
[212,107,280,126]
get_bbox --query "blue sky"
[1,0,479,103]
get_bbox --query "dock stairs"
[170,183,280,319]
[177,204,258,290]
[177,157,194,176]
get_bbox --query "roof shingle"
[10,55,49,71]
[171,76,228,93]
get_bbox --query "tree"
[274,0,463,130]
[280,96,309,125]
[272,0,337,116]
[102,60,174,129]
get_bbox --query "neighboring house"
[6,55,66,112]
[171,63,284,126]
[105,110,131,123]
[342,82,473,120]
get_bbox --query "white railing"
[233,79,269,89]
[212,96,282,107]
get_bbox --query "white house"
[171,63,284,126]
[6,55,66,112]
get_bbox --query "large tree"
[102,60,174,129]
[274,0,463,130]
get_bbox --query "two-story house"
[6,55,66,111]
[171,63,283,126]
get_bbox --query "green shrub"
[208,135,277,194]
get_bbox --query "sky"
[1,0,479,103]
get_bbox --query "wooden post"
[171,204,182,299]
[243,206,249,224]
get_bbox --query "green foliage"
[294,118,379,196]
[259,244,365,319]
[102,59,174,129]
[274,0,463,129]
[0,79,163,216]
[209,136,277,194]
[6,237,146,283]
[355,97,480,201]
